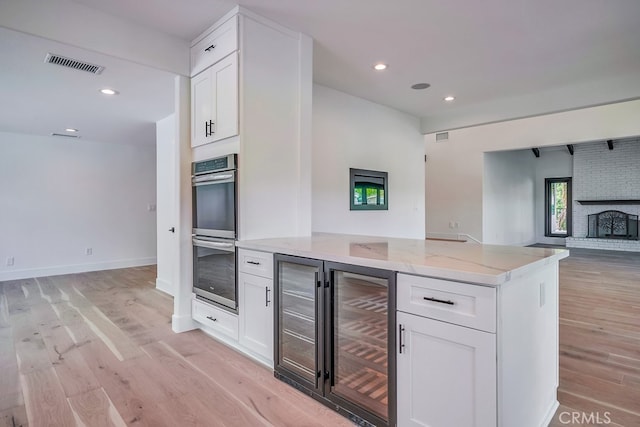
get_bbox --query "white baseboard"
[172,314,196,333]
[0,257,157,282]
[540,399,560,427]
[155,278,174,296]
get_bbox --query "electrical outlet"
[85,248,93,256]
[6,256,14,266]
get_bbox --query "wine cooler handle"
[399,324,406,354]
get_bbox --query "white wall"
[312,85,425,239]
[156,115,176,295]
[572,139,640,237]
[483,150,536,246]
[534,149,573,244]
[425,99,640,242]
[0,132,157,281]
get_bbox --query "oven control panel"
[193,154,236,175]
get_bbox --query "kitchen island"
[232,233,568,427]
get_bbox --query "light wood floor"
[549,248,640,427]
[1,247,639,426]
[0,266,353,427]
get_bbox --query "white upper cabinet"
[191,52,238,147]
[190,16,238,77]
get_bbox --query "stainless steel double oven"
[192,154,238,312]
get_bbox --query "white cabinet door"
[190,52,238,147]
[191,70,213,147]
[211,52,238,142]
[238,272,273,364]
[397,311,496,427]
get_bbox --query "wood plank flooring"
[0,266,353,427]
[1,247,639,426]
[549,247,640,427]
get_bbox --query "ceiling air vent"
[44,53,104,74]
[435,132,449,142]
[51,133,80,139]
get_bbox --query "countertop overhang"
[236,233,569,286]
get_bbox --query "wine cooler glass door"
[276,256,324,392]
[326,266,396,426]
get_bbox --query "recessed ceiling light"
[411,83,431,90]
[100,88,119,95]
[373,63,387,71]
[444,96,456,102]
[65,128,78,132]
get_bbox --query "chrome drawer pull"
[206,316,218,322]
[423,296,455,305]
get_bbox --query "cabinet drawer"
[192,299,238,340]
[238,249,273,278]
[191,16,238,76]
[397,274,496,333]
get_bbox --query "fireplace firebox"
[587,210,639,240]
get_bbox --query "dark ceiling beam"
[567,144,574,155]
[532,148,540,158]
[607,139,614,150]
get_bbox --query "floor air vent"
[45,53,105,74]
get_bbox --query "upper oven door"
[192,170,236,238]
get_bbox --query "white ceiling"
[1,0,640,144]
[0,27,175,145]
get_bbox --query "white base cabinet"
[192,298,239,341]
[238,248,274,366]
[397,311,496,427]
[238,272,273,362]
[396,264,559,427]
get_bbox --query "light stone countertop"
[236,233,569,286]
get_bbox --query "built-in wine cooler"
[274,254,396,427]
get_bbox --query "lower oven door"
[192,236,237,312]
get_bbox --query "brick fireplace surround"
[566,139,640,252]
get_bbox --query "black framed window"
[545,177,572,237]
[350,168,388,210]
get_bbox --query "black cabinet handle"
[206,316,217,322]
[168,227,175,233]
[204,44,216,52]
[399,324,405,354]
[423,296,455,305]
[205,121,210,137]
[208,120,215,134]
[265,287,271,307]
[247,261,261,266]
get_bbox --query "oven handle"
[192,172,235,185]
[192,238,235,252]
